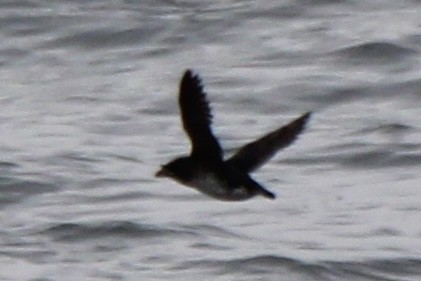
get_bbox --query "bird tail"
[247,176,276,200]
[259,187,276,200]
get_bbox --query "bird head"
[155,157,195,183]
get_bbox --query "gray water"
[1,1,421,280]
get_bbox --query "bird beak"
[155,167,169,178]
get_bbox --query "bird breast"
[188,172,253,201]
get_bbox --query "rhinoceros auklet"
[155,70,311,201]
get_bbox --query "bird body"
[156,156,273,201]
[156,70,311,201]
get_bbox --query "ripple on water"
[359,123,414,135]
[36,220,198,242]
[0,176,57,208]
[41,25,164,50]
[171,255,421,281]
[334,41,417,65]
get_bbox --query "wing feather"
[179,70,222,162]
[227,112,311,172]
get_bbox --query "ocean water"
[1,0,420,280]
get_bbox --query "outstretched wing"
[227,112,311,172]
[179,69,222,162]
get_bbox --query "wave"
[37,220,198,242]
[0,177,57,208]
[284,146,421,169]
[334,41,417,64]
[0,161,19,166]
[341,149,421,169]
[41,25,163,50]
[359,123,414,135]
[324,258,421,281]
[172,254,421,281]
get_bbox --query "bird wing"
[179,69,222,162]
[227,112,311,173]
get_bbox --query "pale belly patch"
[187,174,254,201]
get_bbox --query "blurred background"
[0,0,420,280]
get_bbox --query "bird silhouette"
[156,70,311,201]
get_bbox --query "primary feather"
[179,70,222,162]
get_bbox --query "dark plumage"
[156,70,311,201]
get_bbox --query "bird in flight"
[156,70,311,201]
